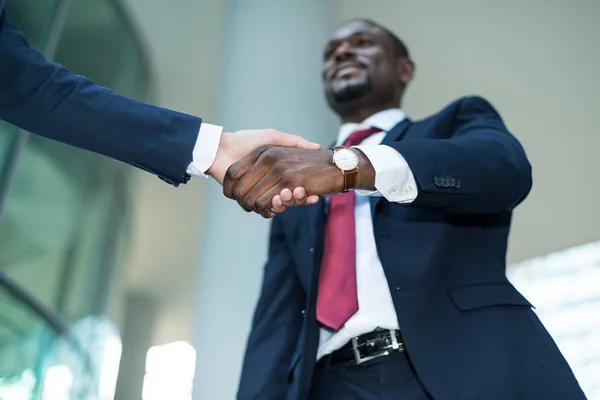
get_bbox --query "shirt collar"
[337,108,406,145]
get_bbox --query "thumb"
[270,132,321,150]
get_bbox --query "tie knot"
[343,126,382,147]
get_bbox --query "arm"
[377,96,532,214]
[0,13,200,186]
[223,96,531,216]
[0,13,321,188]
[237,216,305,400]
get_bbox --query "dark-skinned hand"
[223,145,375,218]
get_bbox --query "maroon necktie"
[316,126,382,331]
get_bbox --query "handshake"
[206,128,373,218]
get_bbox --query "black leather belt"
[316,329,404,369]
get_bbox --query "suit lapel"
[370,119,412,217]
[380,118,412,145]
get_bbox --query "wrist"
[325,150,345,194]
[206,132,229,184]
[206,163,225,184]
[353,148,376,191]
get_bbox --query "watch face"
[333,148,359,171]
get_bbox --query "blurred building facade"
[0,0,598,399]
[0,0,149,398]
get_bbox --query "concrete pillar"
[114,292,157,400]
[192,1,335,398]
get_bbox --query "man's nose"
[333,42,355,62]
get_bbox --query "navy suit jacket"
[238,96,585,399]
[0,6,199,186]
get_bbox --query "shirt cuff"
[353,144,418,203]
[185,123,223,178]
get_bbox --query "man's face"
[322,20,400,106]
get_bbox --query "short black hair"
[348,18,410,58]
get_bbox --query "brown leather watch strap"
[331,146,359,192]
[343,169,358,192]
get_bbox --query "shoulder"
[442,95,503,119]
[437,95,500,116]
[412,95,504,126]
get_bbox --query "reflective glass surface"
[0,0,151,396]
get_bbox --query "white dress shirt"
[316,108,418,360]
[185,123,224,178]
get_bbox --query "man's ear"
[397,58,415,85]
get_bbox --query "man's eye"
[356,38,372,46]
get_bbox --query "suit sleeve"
[0,12,200,186]
[390,96,532,214]
[237,216,305,400]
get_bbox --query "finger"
[268,190,319,217]
[292,187,307,206]
[233,167,280,215]
[264,209,277,219]
[268,132,321,150]
[223,146,270,198]
[229,153,273,204]
[280,188,295,207]
[271,195,287,214]
[239,169,287,216]
[306,195,320,205]
[255,184,288,218]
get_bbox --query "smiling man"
[231,19,585,400]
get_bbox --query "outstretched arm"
[0,12,200,185]
[376,96,532,214]
[224,96,531,216]
[0,12,320,188]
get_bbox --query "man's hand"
[223,146,341,217]
[207,129,321,184]
[271,187,316,215]
[223,146,375,218]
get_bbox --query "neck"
[339,101,400,124]
[335,91,402,123]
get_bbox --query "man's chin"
[329,84,370,104]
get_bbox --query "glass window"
[508,242,600,399]
[0,0,151,396]
[0,284,93,399]
[0,0,149,319]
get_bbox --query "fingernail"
[282,192,292,201]
[275,198,282,206]
[296,191,305,199]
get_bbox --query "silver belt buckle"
[352,337,388,365]
[351,329,403,365]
